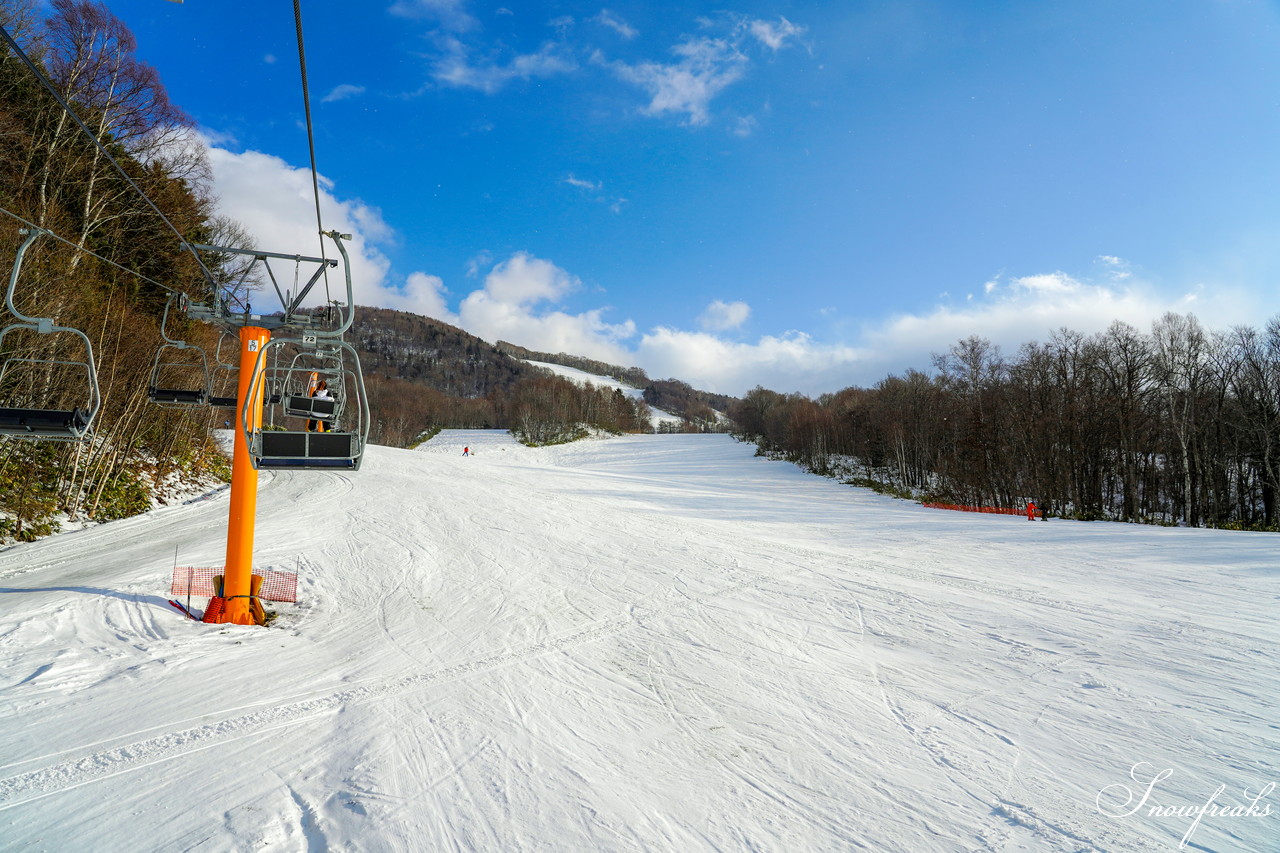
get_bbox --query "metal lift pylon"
[222,325,271,625]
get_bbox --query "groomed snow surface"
[0,431,1276,852]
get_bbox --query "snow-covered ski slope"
[523,360,684,428]
[1,431,1276,852]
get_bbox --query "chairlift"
[207,330,240,408]
[148,293,211,407]
[241,335,368,470]
[0,229,101,440]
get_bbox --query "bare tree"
[1151,313,1210,524]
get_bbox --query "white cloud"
[390,272,457,324]
[447,258,1262,396]
[204,146,391,309]
[855,269,1257,387]
[613,36,747,125]
[1011,271,1076,294]
[747,16,805,51]
[1095,254,1133,281]
[563,174,627,213]
[455,254,635,357]
[203,143,469,321]
[432,40,577,93]
[596,10,637,40]
[731,115,758,137]
[388,0,477,31]
[199,126,238,148]
[635,328,865,395]
[482,252,578,304]
[610,15,803,127]
[698,299,750,331]
[321,84,366,103]
[564,174,602,191]
[465,250,493,278]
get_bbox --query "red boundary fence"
[923,502,1028,517]
[171,566,299,603]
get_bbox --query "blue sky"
[95,0,1280,395]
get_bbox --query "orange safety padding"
[202,596,226,623]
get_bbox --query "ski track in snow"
[0,430,1276,852]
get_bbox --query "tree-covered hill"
[351,307,531,398]
[494,339,738,430]
[349,308,656,447]
[0,0,242,541]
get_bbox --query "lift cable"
[0,203,173,295]
[292,0,332,305]
[0,23,219,291]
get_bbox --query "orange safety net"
[171,566,299,603]
[202,597,226,623]
[922,502,1027,517]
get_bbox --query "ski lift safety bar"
[179,231,356,335]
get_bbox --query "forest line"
[731,315,1280,529]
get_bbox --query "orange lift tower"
[222,324,271,625]
[183,232,368,625]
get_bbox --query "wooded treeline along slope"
[734,318,1280,529]
[0,0,243,540]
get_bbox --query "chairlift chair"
[148,293,211,408]
[207,330,240,408]
[240,336,368,470]
[0,230,101,440]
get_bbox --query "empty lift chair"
[0,230,101,440]
[207,330,240,409]
[148,293,210,407]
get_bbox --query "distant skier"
[1026,501,1037,521]
[463,446,470,456]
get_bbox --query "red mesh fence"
[202,597,226,623]
[171,566,299,603]
[923,502,1029,517]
